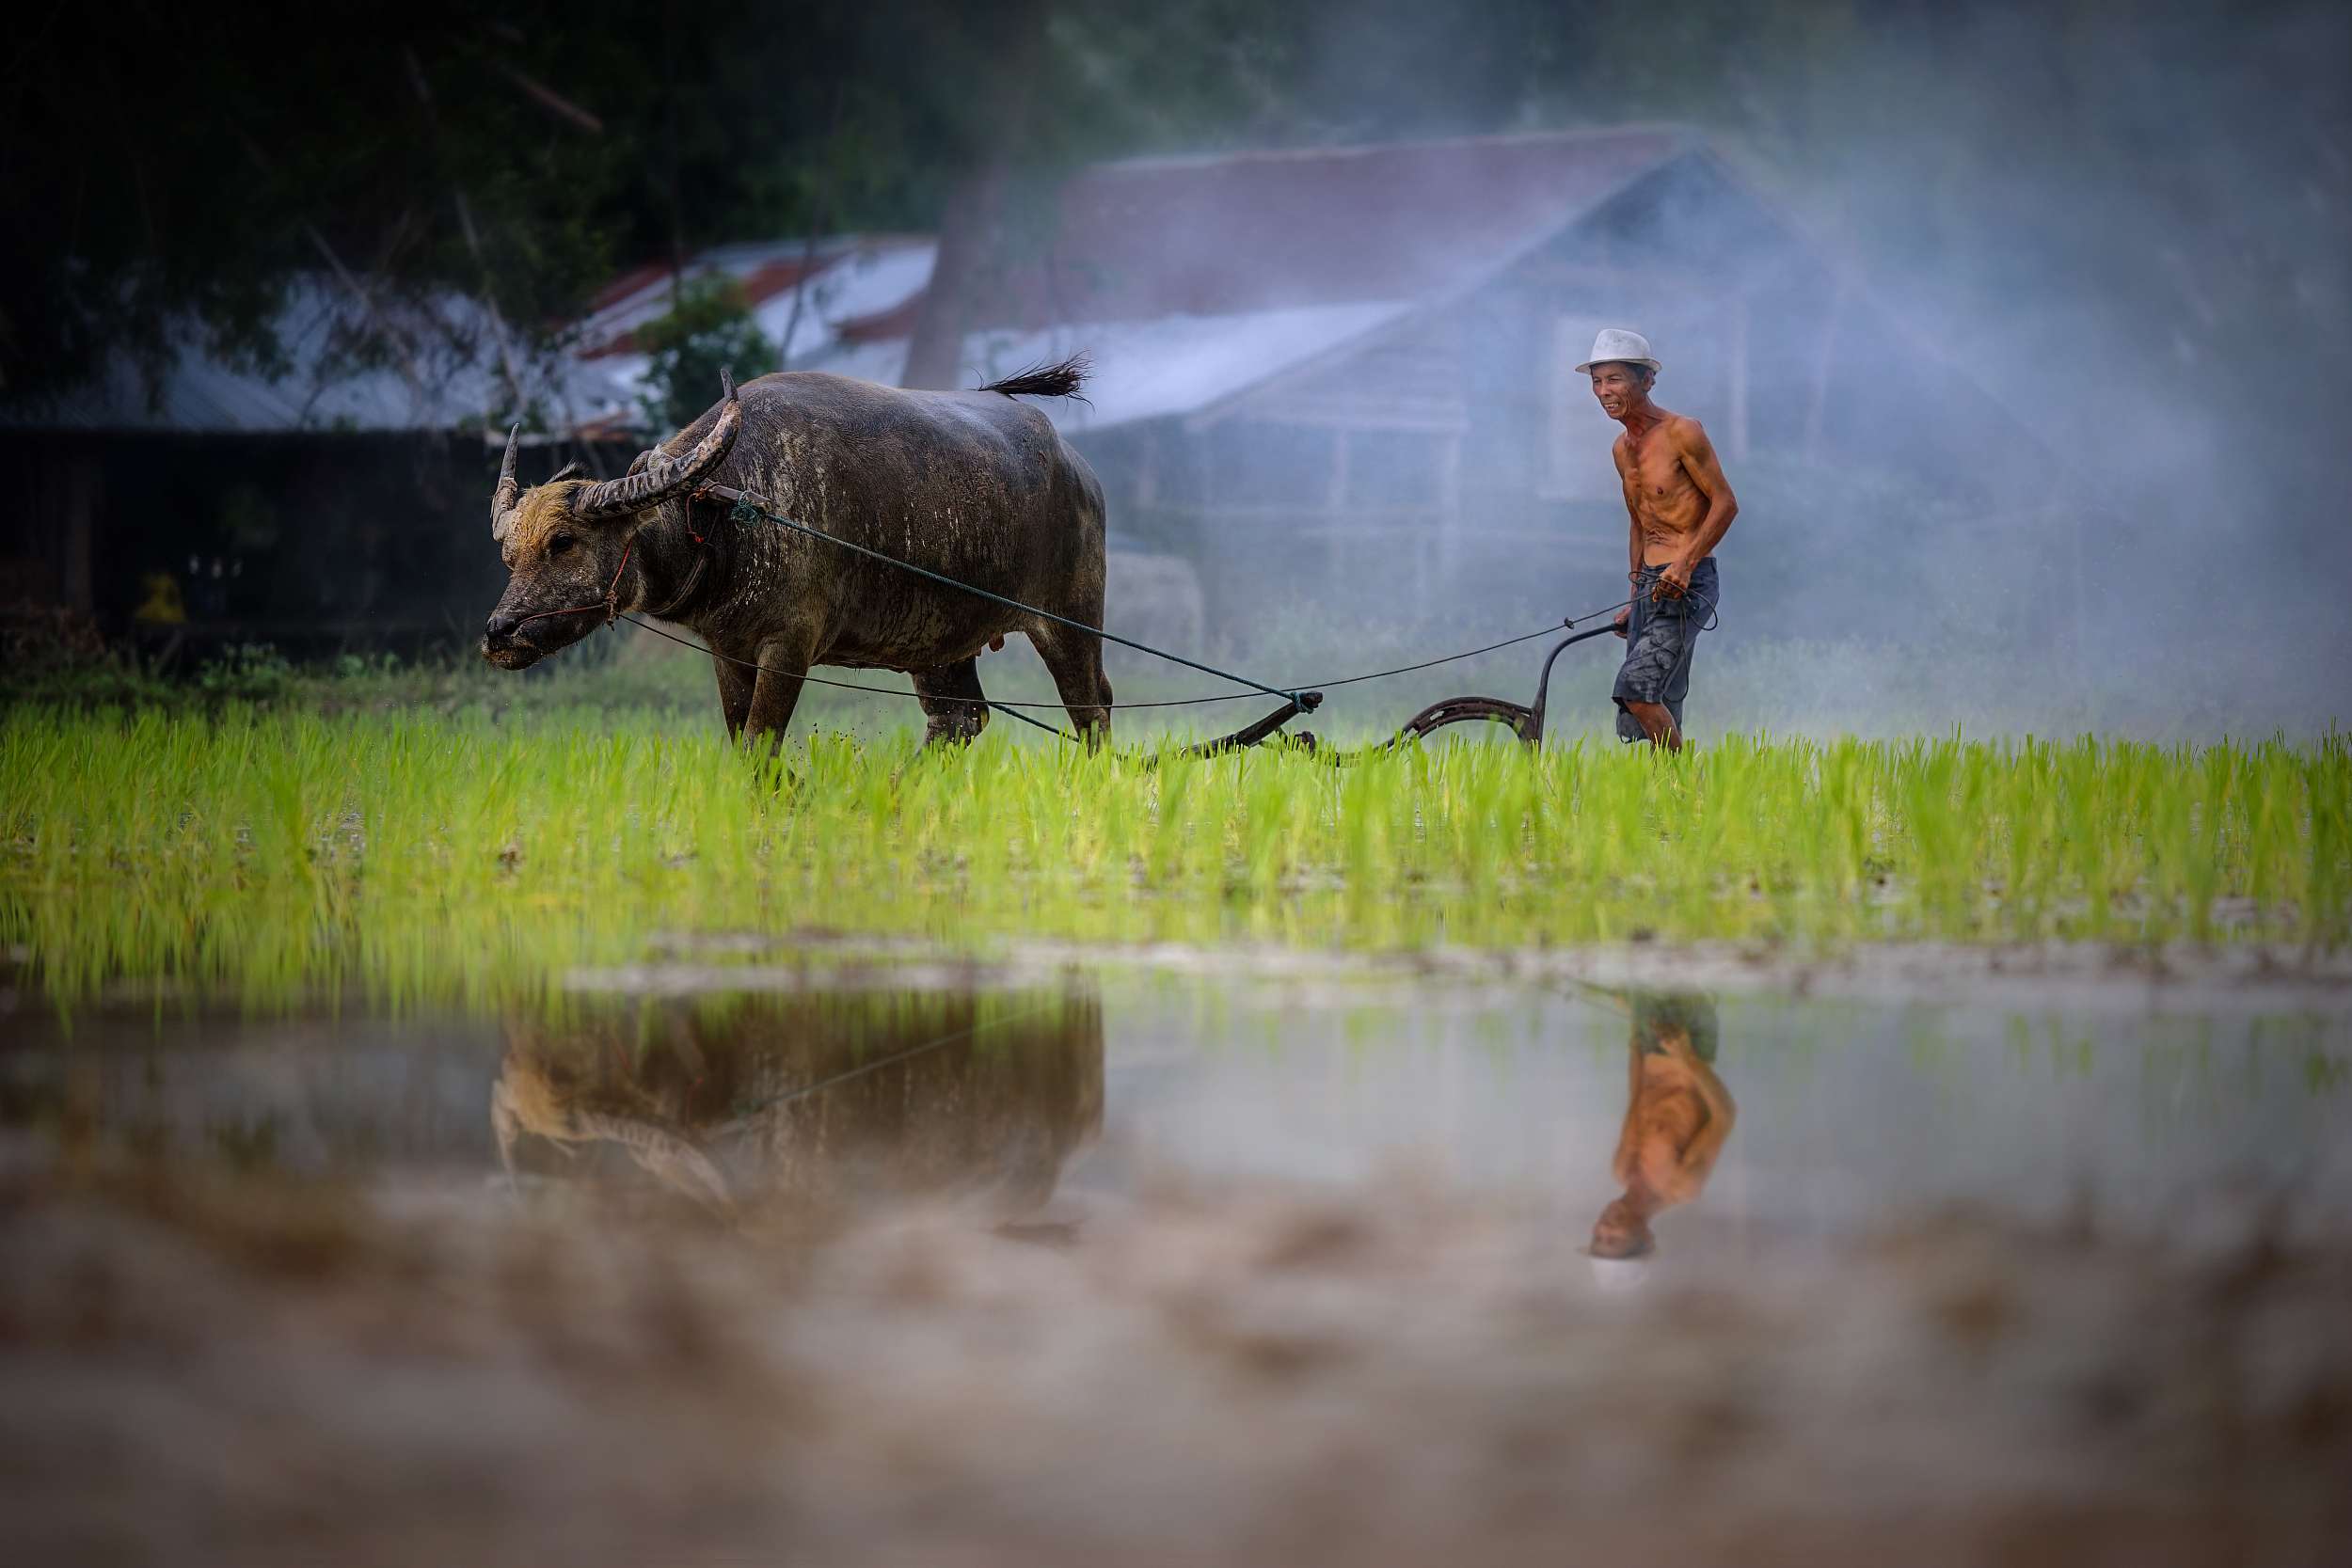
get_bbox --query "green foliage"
[4,710,2344,1009]
[632,278,779,434]
[194,644,296,704]
[13,0,2338,546]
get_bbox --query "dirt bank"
[4,1160,2344,1566]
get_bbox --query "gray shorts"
[1613,558,1717,742]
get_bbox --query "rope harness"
[510,513,717,633]
[509,536,640,633]
[521,483,1664,745]
[707,486,1316,711]
[712,996,1074,1134]
[1616,564,1721,745]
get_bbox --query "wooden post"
[1327,427,1349,582]
[1438,431,1463,579]
[60,445,98,614]
[1136,424,1159,511]
[1803,276,1849,465]
[898,0,1047,389]
[1193,424,1223,640]
[1727,292,1752,462]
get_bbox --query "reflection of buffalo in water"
[493,989,1104,1221]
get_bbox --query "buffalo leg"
[1026,624,1112,746]
[711,650,755,740]
[912,657,991,751]
[742,633,813,752]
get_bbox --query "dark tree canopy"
[5,0,2343,552]
[2,1,956,407]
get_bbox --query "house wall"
[4,438,102,614]
[0,431,636,663]
[1074,152,2074,655]
[1074,314,1476,639]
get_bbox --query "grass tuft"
[3,709,2344,1007]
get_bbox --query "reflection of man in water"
[1590,990,1735,1259]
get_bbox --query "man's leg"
[1613,577,1685,751]
[1624,699,1682,750]
[1631,594,1692,750]
[1654,562,1712,748]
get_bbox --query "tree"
[632,278,777,434]
[0,0,953,411]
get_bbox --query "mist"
[4,0,2343,741]
[7,15,2347,1557]
[936,0,2352,741]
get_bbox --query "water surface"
[11,958,2345,1265]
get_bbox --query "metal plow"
[1210,622,1626,761]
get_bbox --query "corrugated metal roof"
[7,130,1688,438]
[574,235,934,358]
[1,280,631,436]
[567,234,937,433]
[781,128,1697,432]
[787,303,1419,435]
[987,124,1692,325]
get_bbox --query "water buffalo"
[481,358,1110,748]
[493,989,1104,1221]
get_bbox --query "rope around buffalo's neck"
[533,484,1647,725]
[641,484,1641,709]
[509,537,638,631]
[714,996,1076,1132]
[614,598,1631,721]
[505,528,713,631]
[612,606,1618,719]
[709,488,1311,709]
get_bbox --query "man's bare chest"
[1625,444,1694,504]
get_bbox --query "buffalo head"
[480,372,740,669]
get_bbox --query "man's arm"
[1659,419,1738,596]
[1613,436,1640,636]
[1654,1028,1737,1168]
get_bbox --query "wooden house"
[786,126,2065,644]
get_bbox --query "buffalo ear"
[546,462,582,484]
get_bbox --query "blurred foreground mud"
[4,1161,2346,1566]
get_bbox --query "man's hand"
[1613,607,1630,639]
[1653,557,1694,602]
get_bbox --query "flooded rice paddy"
[6,712,2351,1559]
[5,940,2348,1563]
[8,715,2347,1010]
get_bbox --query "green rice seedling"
[3,707,2347,1009]
[2307,736,2351,948]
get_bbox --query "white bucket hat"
[1574,327,1661,375]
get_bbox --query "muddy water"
[6,956,2350,1564]
[8,963,2347,1250]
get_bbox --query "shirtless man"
[1588,988,1736,1260]
[1578,329,1740,750]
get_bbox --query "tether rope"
[616,607,1619,716]
[565,485,1658,733]
[1300,607,1633,691]
[714,996,1074,1130]
[712,488,1311,708]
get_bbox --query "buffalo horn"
[489,424,522,539]
[573,368,741,520]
